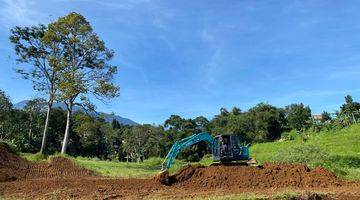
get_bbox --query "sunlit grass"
[250,123,360,180]
[21,154,189,178]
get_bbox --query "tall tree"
[164,115,185,131]
[44,13,119,154]
[0,89,12,115]
[73,112,109,158]
[24,98,46,139]
[10,25,63,153]
[0,89,13,140]
[340,95,360,115]
[285,103,312,131]
[321,111,331,123]
[194,116,209,131]
[248,103,285,141]
[231,107,241,115]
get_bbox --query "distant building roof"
[312,114,322,120]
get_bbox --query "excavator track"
[211,158,257,167]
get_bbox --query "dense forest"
[1,88,359,162]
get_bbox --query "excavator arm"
[161,132,214,171]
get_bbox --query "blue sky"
[0,0,360,124]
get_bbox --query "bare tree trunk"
[0,125,3,140]
[40,102,52,154]
[61,102,72,154]
[28,114,33,139]
[28,127,32,139]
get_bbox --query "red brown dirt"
[1,143,360,199]
[0,143,96,182]
[164,163,344,188]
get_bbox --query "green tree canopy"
[341,95,360,115]
[321,111,331,123]
[10,22,63,153]
[0,89,12,115]
[41,12,120,154]
[285,103,312,131]
[247,103,285,141]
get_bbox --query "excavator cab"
[212,134,249,163]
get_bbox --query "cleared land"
[1,124,360,199]
[1,141,360,199]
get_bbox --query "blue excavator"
[161,132,256,172]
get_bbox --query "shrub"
[312,123,323,133]
[199,154,213,166]
[272,144,329,168]
[26,152,48,162]
[142,157,163,166]
[281,130,301,141]
[0,141,18,154]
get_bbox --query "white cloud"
[0,0,46,28]
[198,28,225,92]
[203,49,222,86]
[93,0,151,10]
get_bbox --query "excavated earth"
[1,143,360,200]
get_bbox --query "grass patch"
[194,191,329,200]
[193,191,298,200]
[250,123,360,180]
[75,159,158,178]
[21,153,190,178]
[75,157,188,178]
[21,152,48,162]
[199,154,213,166]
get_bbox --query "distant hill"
[14,100,137,126]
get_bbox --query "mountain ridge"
[14,100,137,126]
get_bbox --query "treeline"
[1,88,359,162]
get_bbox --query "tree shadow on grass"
[329,155,360,168]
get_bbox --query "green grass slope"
[250,123,360,180]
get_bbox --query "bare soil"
[1,143,359,199]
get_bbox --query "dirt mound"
[25,156,97,179]
[0,143,29,182]
[163,163,344,189]
[0,143,96,182]
[1,144,359,199]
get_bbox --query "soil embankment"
[1,143,359,199]
[0,143,96,182]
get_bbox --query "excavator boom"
[161,132,214,170]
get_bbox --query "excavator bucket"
[246,158,257,166]
[155,170,171,185]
